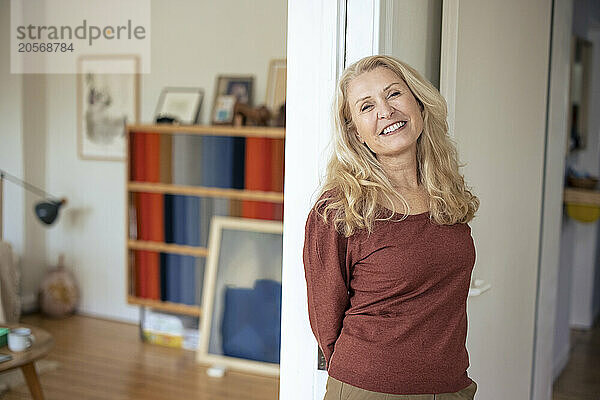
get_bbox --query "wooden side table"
[0,324,54,400]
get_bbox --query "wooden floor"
[552,317,600,399]
[3,313,598,399]
[2,313,279,400]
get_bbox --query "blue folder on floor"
[220,279,282,364]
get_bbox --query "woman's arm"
[303,207,350,370]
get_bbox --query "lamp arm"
[0,169,59,200]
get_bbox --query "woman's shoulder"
[306,188,342,228]
[311,187,342,211]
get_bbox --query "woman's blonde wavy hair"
[315,55,479,237]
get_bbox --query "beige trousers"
[324,376,478,400]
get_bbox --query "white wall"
[0,0,26,301]
[1,0,287,322]
[0,0,23,244]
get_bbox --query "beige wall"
[379,0,442,88]
[1,0,287,321]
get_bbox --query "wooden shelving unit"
[126,124,285,139]
[125,124,285,319]
[127,240,208,257]
[127,296,202,317]
[563,187,600,206]
[128,182,283,202]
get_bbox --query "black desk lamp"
[0,169,67,240]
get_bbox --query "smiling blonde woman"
[303,55,480,399]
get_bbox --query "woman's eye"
[361,104,373,112]
[389,91,401,98]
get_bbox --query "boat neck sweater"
[303,196,476,395]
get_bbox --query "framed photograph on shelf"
[265,59,286,113]
[211,95,237,124]
[154,87,204,125]
[212,75,254,124]
[77,55,139,161]
[197,216,283,376]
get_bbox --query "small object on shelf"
[214,75,254,107]
[567,175,598,190]
[155,115,178,124]
[212,95,237,125]
[566,203,600,223]
[565,166,598,189]
[272,103,285,127]
[154,87,204,125]
[233,103,272,127]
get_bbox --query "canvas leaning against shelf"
[197,216,283,376]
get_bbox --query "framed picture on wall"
[197,216,282,376]
[77,55,139,161]
[154,87,204,125]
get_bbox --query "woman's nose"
[377,101,394,119]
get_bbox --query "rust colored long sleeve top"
[303,197,476,395]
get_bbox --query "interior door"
[440,1,552,399]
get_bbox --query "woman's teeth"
[381,121,406,135]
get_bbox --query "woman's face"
[346,67,423,158]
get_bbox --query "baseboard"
[553,341,571,381]
[76,309,139,325]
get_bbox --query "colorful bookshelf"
[125,124,285,317]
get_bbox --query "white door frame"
[531,1,573,399]
[279,1,347,399]
[345,0,381,64]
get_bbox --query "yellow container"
[143,330,183,348]
[566,203,600,223]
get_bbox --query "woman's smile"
[380,120,407,136]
